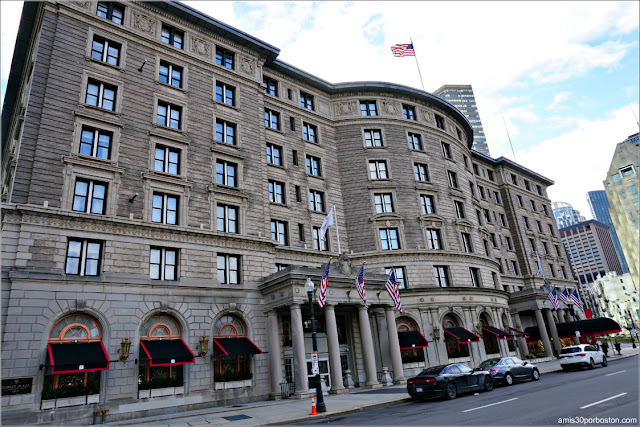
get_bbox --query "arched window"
[213,315,250,379]
[442,314,469,358]
[138,314,184,387]
[480,315,499,355]
[396,316,425,364]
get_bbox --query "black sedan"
[476,357,540,385]
[407,363,494,400]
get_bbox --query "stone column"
[290,304,309,397]
[267,310,283,399]
[544,309,561,356]
[373,308,391,371]
[384,306,405,384]
[463,308,482,366]
[358,305,380,388]
[426,309,443,364]
[534,309,553,358]
[492,308,508,356]
[512,312,529,357]
[324,304,346,394]
[557,309,567,323]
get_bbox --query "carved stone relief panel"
[382,100,399,115]
[334,101,357,116]
[132,10,156,36]
[191,36,211,58]
[239,56,255,76]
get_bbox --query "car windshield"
[560,347,582,354]
[478,359,501,368]
[419,365,447,376]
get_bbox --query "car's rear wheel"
[484,376,494,391]
[561,366,569,372]
[505,373,514,385]
[446,382,457,399]
[532,369,540,381]
[588,358,595,369]
[602,356,607,367]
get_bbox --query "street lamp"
[304,277,326,413]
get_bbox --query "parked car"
[407,363,494,400]
[476,357,540,385]
[559,344,607,371]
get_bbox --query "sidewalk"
[106,343,638,427]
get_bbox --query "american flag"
[571,288,583,311]
[390,43,415,57]
[355,265,368,308]
[385,270,402,312]
[318,261,330,308]
[547,287,559,310]
[559,286,570,304]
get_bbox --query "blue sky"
[2,1,639,217]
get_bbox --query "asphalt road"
[294,356,638,426]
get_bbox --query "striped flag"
[559,286,570,304]
[385,270,403,312]
[390,43,415,57]
[318,261,330,308]
[547,287,559,310]
[571,288,583,311]
[355,265,368,308]
[535,252,543,276]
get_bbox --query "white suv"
[559,344,607,371]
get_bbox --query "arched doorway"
[480,314,500,355]
[211,315,255,382]
[396,316,426,364]
[442,314,470,359]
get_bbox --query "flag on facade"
[355,265,368,308]
[571,288,583,311]
[390,43,415,57]
[319,206,334,238]
[318,261,330,308]
[559,286,570,304]
[547,287,559,310]
[385,270,403,312]
[535,252,543,276]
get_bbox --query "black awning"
[398,331,429,349]
[508,327,530,338]
[556,317,622,338]
[140,339,195,366]
[482,325,512,340]
[213,337,263,356]
[444,327,480,343]
[47,342,110,374]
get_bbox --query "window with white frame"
[158,60,182,88]
[426,228,442,250]
[215,81,235,106]
[263,76,277,96]
[161,24,183,49]
[493,191,501,204]
[434,114,445,130]
[152,193,178,225]
[454,200,465,219]
[303,122,318,143]
[265,109,280,130]
[379,228,400,250]
[433,265,449,287]
[66,239,102,276]
[309,190,325,212]
[403,105,416,120]
[216,204,238,233]
[266,143,283,166]
[360,101,377,116]
[96,2,123,24]
[156,101,182,129]
[420,194,435,214]
[79,126,111,159]
[408,132,423,150]
[385,267,406,289]
[154,145,180,175]
[369,160,388,179]
[300,92,314,110]
[90,35,120,66]
[86,79,116,111]
[72,179,107,215]
[216,160,237,187]
[505,236,513,250]
[217,254,239,284]
[414,163,429,182]
[448,170,459,188]
[271,220,288,245]
[215,47,234,69]
[306,155,321,176]
[364,129,383,147]
[150,247,178,280]
[441,141,452,159]
[469,267,481,287]
[499,213,507,227]
[373,193,394,213]
[523,216,530,229]
[312,226,329,251]
[268,180,285,204]
[215,119,236,145]
[511,260,519,275]
[461,232,473,253]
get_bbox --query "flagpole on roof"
[410,37,425,91]
[333,205,341,255]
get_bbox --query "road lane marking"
[604,370,626,377]
[579,393,627,409]
[462,398,518,413]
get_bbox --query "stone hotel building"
[1,1,580,424]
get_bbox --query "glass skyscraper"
[586,190,630,273]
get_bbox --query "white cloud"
[545,92,571,111]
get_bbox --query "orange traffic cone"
[309,394,318,415]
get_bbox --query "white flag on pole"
[320,206,334,238]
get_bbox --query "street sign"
[575,331,581,338]
[311,351,319,375]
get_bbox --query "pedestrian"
[600,340,609,357]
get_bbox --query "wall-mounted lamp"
[197,335,209,358]
[138,60,147,72]
[129,193,138,203]
[432,326,440,341]
[117,338,131,363]
[503,321,510,331]
[476,323,484,337]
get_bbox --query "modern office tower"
[586,190,629,273]
[552,201,587,229]
[1,2,575,423]
[593,271,639,336]
[433,84,490,155]
[603,133,640,290]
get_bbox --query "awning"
[556,317,622,338]
[140,339,195,366]
[47,342,110,374]
[508,327,530,338]
[444,327,480,343]
[212,337,263,356]
[482,325,512,340]
[398,331,429,349]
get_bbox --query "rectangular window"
[493,191,501,204]
[483,208,491,223]
[79,126,111,159]
[548,224,555,236]
[403,105,416,120]
[368,160,388,180]
[434,266,449,287]
[217,254,239,284]
[524,180,531,191]
[476,209,483,225]
[487,170,495,182]
[523,216,530,229]
[414,163,429,182]
[537,184,543,196]
[379,228,400,250]
[470,267,481,287]
[298,224,306,241]
[385,267,406,289]
[216,160,237,187]
[86,79,116,111]
[289,116,296,131]
[216,204,238,233]
[271,220,288,245]
[536,220,543,233]
[96,2,123,24]
[268,180,285,204]
[266,143,283,166]
[264,77,278,96]
[309,190,325,212]
[215,47,234,69]
[420,194,435,214]
[150,247,178,281]
[505,236,513,250]
[530,200,536,211]
[312,226,329,251]
[374,193,394,213]
[560,265,567,279]
[72,179,107,215]
[511,260,519,275]
[66,239,102,276]
[461,232,473,253]
[454,200,465,219]
[154,145,180,175]
[215,119,236,145]
[448,170,458,188]
[490,233,497,248]
[517,195,524,207]
[306,155,321,176]
[499,213,507,227]
[542,204,549,215]
[360,101,377,116]
[456,128,463,140]
[473,163,479,175]
[470,181,476,197]
[529,238,536,251]
[478,186,486,199]
[364,129,383,147]
[303,122,318,143]
[434,114,445,130]
[292,150,298,166]
[426,228,442,250]
[152,193,178,225]
[555,244,561,257]
[90,35,120,66]
[215,82,235,106]
[265,109,280,130]
[295,185,301,202]
[408,132,423,150]
[300,92,314,110]
[158,61,182,88]
[511,174,518,185]
[441,141,452,159]
[161,25,183,49]
[542,241,549,255]
[156,101,181,129]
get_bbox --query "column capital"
[290,303,301,310]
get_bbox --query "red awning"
[444,327,480,343]
[47,342,110,374]
[482,325,512,340]
[140,339,195,366]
